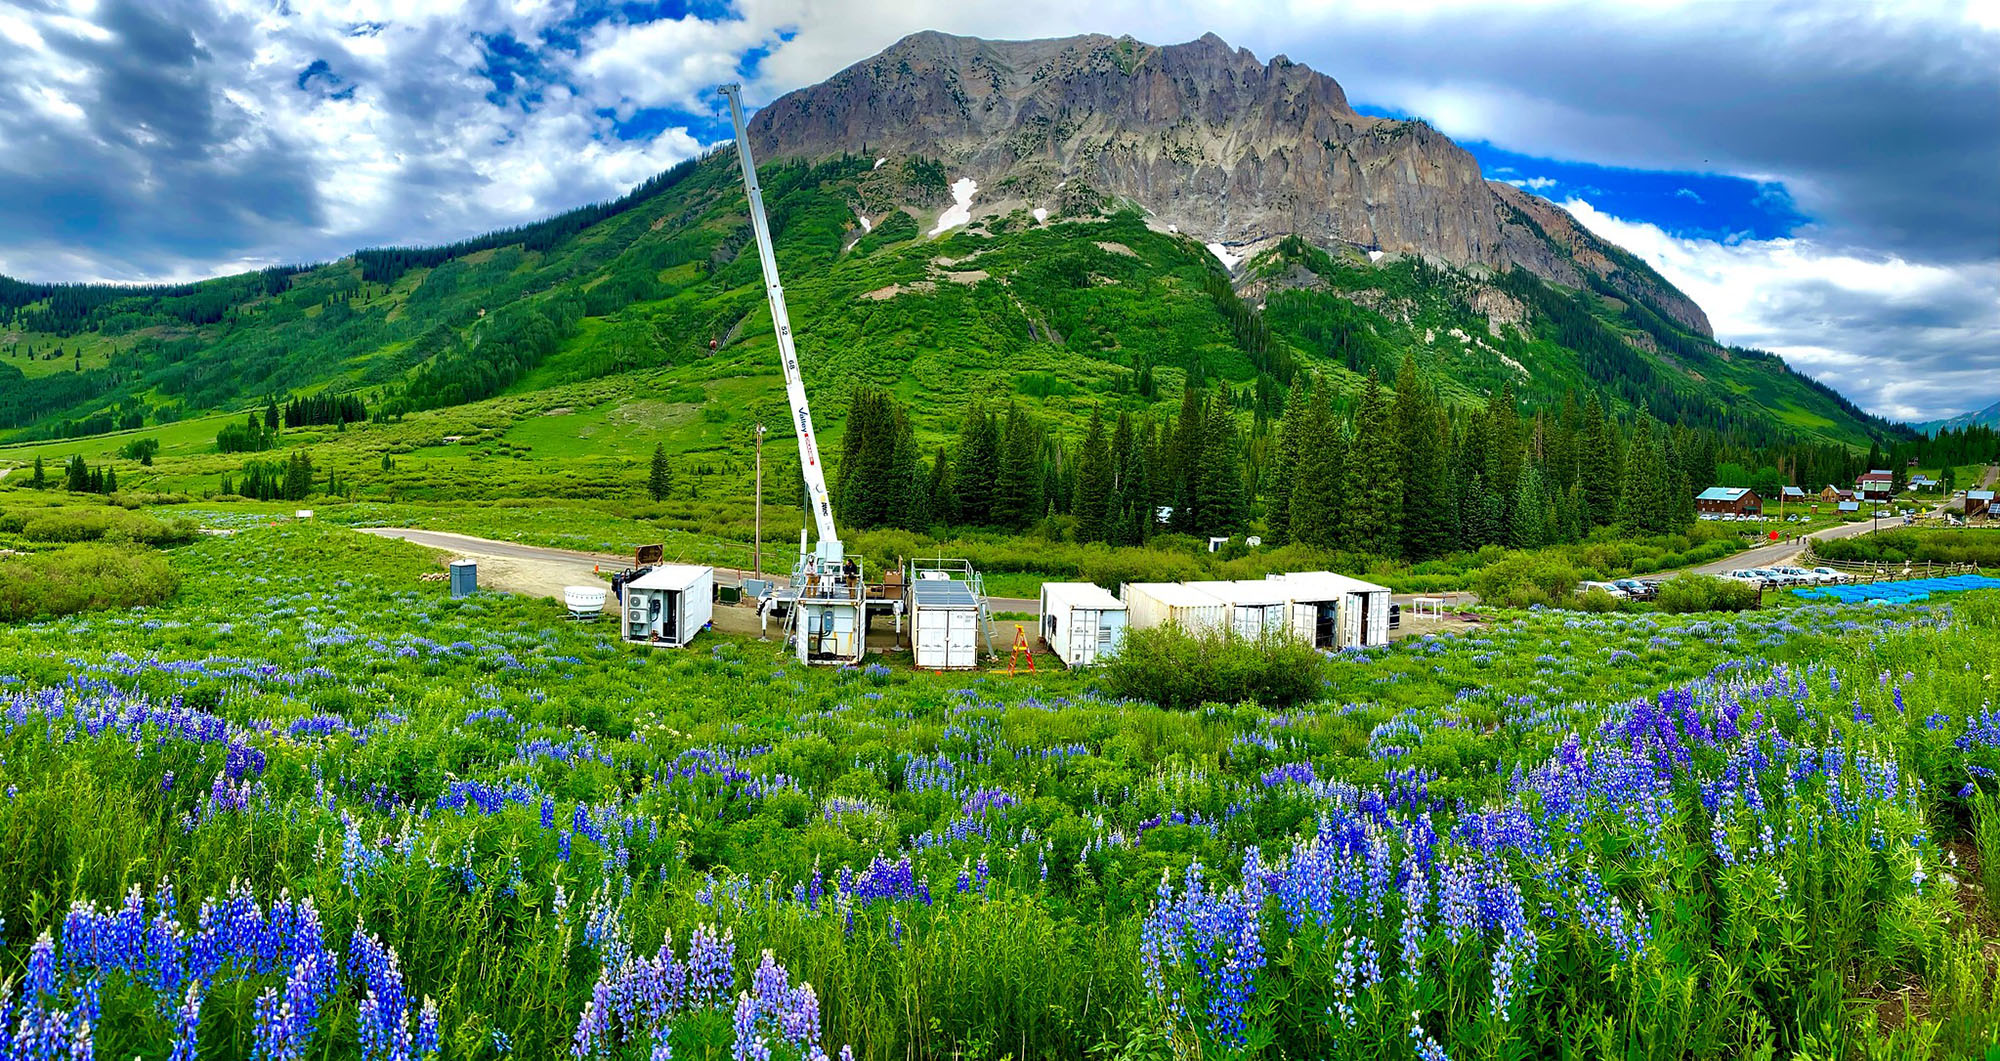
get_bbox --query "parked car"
[1809,567,1849,583]
[1769,566,1814,586]
[1725,570,1770,590]
[1613,578,1656,600]
[1579,580,1629,598]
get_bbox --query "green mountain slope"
[0,143,1896,457]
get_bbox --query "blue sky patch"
[1356,105,1807,242]
[602,105,732,144]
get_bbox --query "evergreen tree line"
[216,402,283,454]
[1265,361,1701,559]
[830,356,1717,559]
[283,393,368,428]
[221,452,323,502]
[0,267,302,337]
[354,154,707,284]
[58,455,117,494]
[1890,424,2000,475]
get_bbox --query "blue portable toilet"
[449,560,478,599]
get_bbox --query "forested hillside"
[0,140,1900,464]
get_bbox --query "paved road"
[1685,517,1885,576]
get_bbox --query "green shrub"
[1101,624,1326,710]
[0,545,180,621]
[1473,553,1580,608]
[1573,587,1621,613]
[1654,573,1761,614]
[17,508,198,546]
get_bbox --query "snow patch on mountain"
[930,178,977,235]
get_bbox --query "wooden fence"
[1793,546,1980,583]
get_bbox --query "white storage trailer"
[1039,582,1128,668]
[1120,582,1228,635]
[1266,571,1392,649]
[911,575,982,670]
[621,565,714,648]
[1187,580,1292,639]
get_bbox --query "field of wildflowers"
[2,522,1999,1058]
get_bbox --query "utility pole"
[753,423,765,579]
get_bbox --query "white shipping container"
[1039,582,1128,668]
[1120,582,1228,635]
[1187,580,1292,640]
[911,577,982,670]
[621,564,714,648]
[1266,571,1393,648]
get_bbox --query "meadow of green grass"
[4,518,2000,1057]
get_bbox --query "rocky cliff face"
[749,30,1714,338]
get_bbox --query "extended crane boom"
[718,82,841,555]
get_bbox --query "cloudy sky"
[1,0,1994,422]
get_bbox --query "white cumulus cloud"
[1563,198,2000,423]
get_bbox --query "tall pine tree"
[1394,356,1451,561]
[993,405,1044,529]
[1196,393,1245,535]
[1073,406,1113,542]
[954,403,1001,525]
[1343,370,1402,556]
[648,444,674,501]
[1266,376,1309,546]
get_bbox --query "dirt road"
[356,498,1956,622]
[356,527,622,600]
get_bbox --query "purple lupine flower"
[169,982,204,1061]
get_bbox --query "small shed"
[1267,571,1393,649]
[1121,582,1228,635]
[1039,582,1128,668]
[1187,579,1292,639]
[621,564,714,648]
[911,574,982,670]
[1968,490,1994,518]
[1780,486,1807,503]
[1837,500,1861,514]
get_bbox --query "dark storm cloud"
[0,0,323,279]
[1253,2,2000,264]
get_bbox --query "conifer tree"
[1508,464,1547,549]
[1072,406,1113,543]
[1580,398,1619,528]
[954,403,1001,525]
[30,456,45,489]
[925,446,956,527]
[1115,415,1156,545]
[1169,383,1206,534]
[1289,379,1346,549]
[103,467,117,494]
[1394,356,1451,561]
[648,443,674,501]
[1267,376,1308,545]
[1197,393,1245,534]
[892,417,926,531]
[833,387,910,527]
[1343,370,1402,555]
[993,405,1043,529]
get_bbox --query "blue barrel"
[449,560,478,599]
